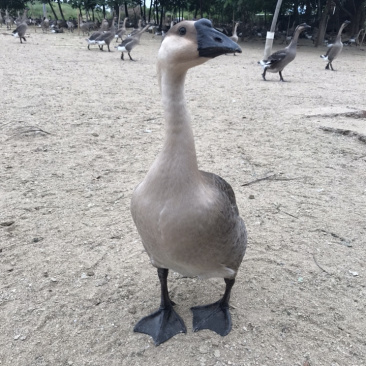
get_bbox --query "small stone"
[32,237,43,243]
[92,133,99,137]
[50,277,58,282]
[87,271,95,276]
[214,350,221,357]
[1,221,15,227]
[128,306,137,314]
[249,195,255,199]
[81,273,88,279]
[199,345,209,354]
[14,334,21,340]
[349,270,359,277]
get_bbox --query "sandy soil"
[1,26,366,366]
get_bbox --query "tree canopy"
[2,0,365,33]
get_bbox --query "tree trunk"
[47,0,58,20]
[160,5,164,29]
[124,2,129,19]
[57,0,65,21]
[148,1,152,22]
[315,0,334,47]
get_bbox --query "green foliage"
[25,1,80,19]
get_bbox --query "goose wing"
[264,49,288,66]
[118,37,136,51]
[199,171,239,215]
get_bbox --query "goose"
[116,24,150,61]
[128,19,142,37]
[85,19,109,50]
[5,10,13,30]
[12,19,28,43]
[258,23,311,81]
[131,18,247,346]
[230,22,239,55]
[41,17,50,33]
[344,28,364,46]
[95,18,116,52]
[320,21,350,70]
[115,17,128,42]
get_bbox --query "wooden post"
[263,0,283,60]
[118,5,122,29]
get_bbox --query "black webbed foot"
[134,303,186,345]
[134,268,186,345]
[191,299,232,336]
[191,278,235,336]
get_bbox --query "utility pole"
[263,0,283,60]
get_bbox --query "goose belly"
[131,187,246,279]
[117,46,127,52]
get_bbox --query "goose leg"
[261,69,267,81]
[134,268,187,346]
[279,71,285,82]
[191,278,235,336]
[107,44,111,52]
[329,62,334,71]
[325,63,330,70]
[128,52,135,61]
[121,52,124,60]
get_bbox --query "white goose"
[131,18,247,345]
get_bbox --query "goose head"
[296,23,311,32]
[158,18,241,75]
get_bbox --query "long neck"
[233,23,238,35]
[287,27,302,49]
[158,67,200,177]
[336,23,347,41]
[123,18,127,28]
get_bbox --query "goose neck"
[159,67,199,174]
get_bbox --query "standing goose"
[131,18,247,346]
[258,23,311,81]
[86,19,109,50]
[230,22,239,55]
[12,11,28,44]
[95,18,116,52]
[116,24,150,61]
[115,17,128,42]
[320,20,351,70]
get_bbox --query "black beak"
[194,18,242,58]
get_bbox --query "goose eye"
[178,27,186,36]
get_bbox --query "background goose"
[131,18,247,346]
[85,19,109,50]
[117,24,149,61]
[128,19,142,37]
[230,22,239,55]
[95,18,116,52]
[13,10,28,43]
[258,23,311,81]
[320,20,350,70]
[115,17,128,42]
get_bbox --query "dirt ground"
[1,26,365,366]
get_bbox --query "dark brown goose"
[258,23,311,81]
[116,24,149,60]
[95,18,116,52]
[131,18,246,346]
[320,21,351,70]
